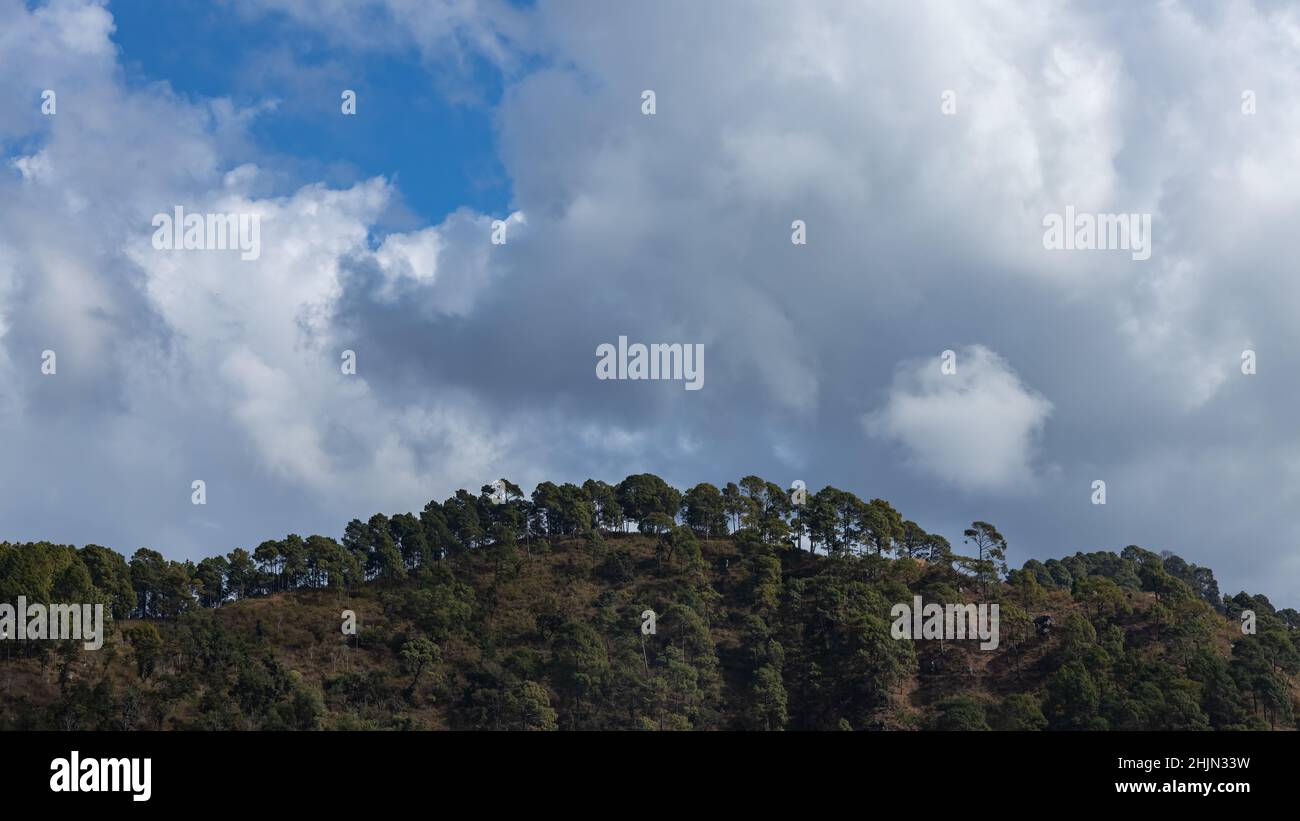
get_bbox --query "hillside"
[1,475,1297,730]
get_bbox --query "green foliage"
[123,623,163,680]
[399,636,441,698]
[992,694,1047,730]
[503,680,558,730]
[930,697,990,730]
[1,473,1295,732]
[1044,662,1101,729]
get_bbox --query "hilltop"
[1,474,1296,730]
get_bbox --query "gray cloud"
[3,0,1300,607]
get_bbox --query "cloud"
[0,0,527,558]
[371,209,523,314]
[123,172,533,517]
[6,0,1300,606]
[232,0,534,96]
[865,346,1053,493]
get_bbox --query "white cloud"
[0,0,537,555]
[8,0,1300,605]
[124,173,528,514]
[865,345,1053,493]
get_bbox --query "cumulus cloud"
[6,0,1300,605]
[0,0,530,557]
[371,209,523,314]
[865,346,1053,493]
[125,172,528,509]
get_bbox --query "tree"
[419,502,455,560]
[123,623,164,680]
[504,681,559,730]
[225,548,258,600]
[962,521,1008,594]
[280,534,307,589]
[253,540,283,590]
[780,575,915,729]
[80,544,137,619]
[642,512,676,539]
[1044,558,1074,589]
[11,473,1300,735]
[993,694,1047,730]
[1044,661,1100,729]
[925,532,956,563]
[51,558,96,608]
[582,479,622,533]
[647,515,680,573]
[552,621,609,729]
[930,697,990,730]
[683,483,726,540]
[443,491,485,551]
[305,534,358,591]
[737,475,768,527]
[389,513,428,570]
[746,666,788,731]
[722,482,746,534]
[898,521,928,559]
[557,483,595,535]
[129,548,167,618]
[1011,569,1044,609]
[760,481,793,546]
[860,498,904,557]
[1188,650,1251,730]
[1075,575,1130,621]
[342,519,370,566]
[1057,612,1099,663]
[804,487,845,554]
[663,525,705,579]
[530,482,564,537]
[399,637,441,698]
[616,474,681,530]
[366,514,406,582]
[747,554,782,611]
[193,556,228,607]
[831,488,866,553]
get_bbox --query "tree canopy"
[1,472,1294,732]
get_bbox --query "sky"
[2,0,1300,607]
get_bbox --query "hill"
[1,474,1297,730]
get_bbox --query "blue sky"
[111,0,511,225]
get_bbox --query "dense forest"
[1,474,1297,730]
